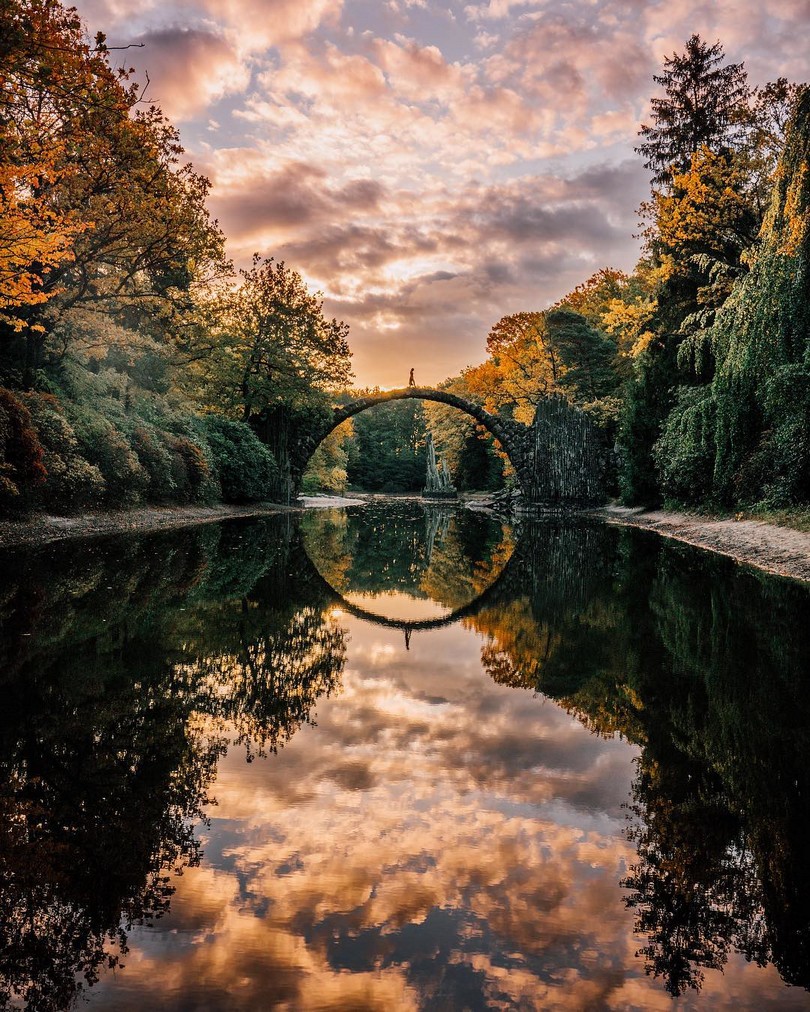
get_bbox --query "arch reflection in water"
[0,512,808,1007]
[298,500,516,634]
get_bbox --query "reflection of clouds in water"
[89,618,801,1010]
[343,589,453,623]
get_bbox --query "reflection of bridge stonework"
[290,387,605,508]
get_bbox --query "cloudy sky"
[74,0,808,387]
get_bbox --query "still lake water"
[2,502,810,1010]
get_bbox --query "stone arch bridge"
[277,387,606,508]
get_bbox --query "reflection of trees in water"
[3,514,810,1005]
[470,521,810,996]
[300,503,514,611]
[0,518,346,1009]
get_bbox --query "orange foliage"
[0,160,86,329]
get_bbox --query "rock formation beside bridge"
[423,433,458,499]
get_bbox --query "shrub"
[0,388,47,509]
[165,434,215,504]
[68,406,148,506]
[130,423,176,503]
[22,393,105,511]
[202,416,279,503]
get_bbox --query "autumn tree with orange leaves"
[0,0,228,383]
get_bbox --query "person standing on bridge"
[408,368,415,387]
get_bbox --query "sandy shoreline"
[1,500,808,583]
[595,505,810,583]
[0,502,298,550]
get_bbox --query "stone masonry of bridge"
[287,387,606,508]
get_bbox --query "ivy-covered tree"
[708,86,810,506]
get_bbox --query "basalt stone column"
[525,395,605,507]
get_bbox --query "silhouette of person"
[408,368,415,387]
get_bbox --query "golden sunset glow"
[69,0,806,387]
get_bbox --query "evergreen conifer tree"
[637,35,749,187]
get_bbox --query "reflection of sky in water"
[341,590,453,623]
[88,616,806,1011]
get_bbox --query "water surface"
[1,503,809,1010]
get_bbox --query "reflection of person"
[408,368,415,387]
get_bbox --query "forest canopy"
[0,0,350,511]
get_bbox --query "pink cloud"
[72,0,808,387]
[119,27,249,121]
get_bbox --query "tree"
[0,0,229,379]
[421,373,505,492]
[182,257,352,499]
[708,86,810,506]
[462,312,567,425]
[301,423,351,494]
[636,35,750,187]
[0,161,85,332]
[653,146,759,374]
[345,398,426,492]
[545,309,619,404]
[189,257,351,423]
[743,79,804,221]
[486,311,564,415]
[553,268,630,328]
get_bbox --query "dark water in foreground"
[1,502,810,1010]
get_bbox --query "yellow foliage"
[461,312,568,422]
[601,259,664,358]
[654,146,755,271]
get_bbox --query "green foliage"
[636,34,749,187]
[0,1,317,516]
[301,426,350,495]
[618,339,679,504]
[129,423,177,503]
[708,88,810,506]
[345,399,427,492]
[165,433,216,504]
[21,392,104,510]
[67,403,149,506]
[619,63,808,511]
[201,415,279,503]
[545,308,621,431]
[422,378,505,492]
[653,386,716,502]
[455,429,504,491]
[185,257,351,424]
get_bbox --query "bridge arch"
[291,387,534,496]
